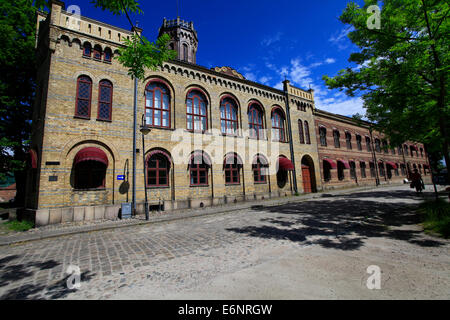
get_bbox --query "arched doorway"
[301,155,317,193]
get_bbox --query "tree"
[0,0,175,205]
[323,0,449,180]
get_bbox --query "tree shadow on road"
[0,254,96,299]
[227,189,446,250]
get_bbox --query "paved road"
[0,185,448,299]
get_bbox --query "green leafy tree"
[1,0,175,205]
[323,0,449,179]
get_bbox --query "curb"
[0,183,431,246]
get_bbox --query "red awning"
[386,161,398,169]
[278,157,294,171]
[411,145,418,151]
[74,147,108,166]
[29,149,38,169]
[338,160,350,169]
[323,158,337,169]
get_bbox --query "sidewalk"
[0,183,446,246]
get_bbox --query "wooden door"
[302,165,312,193]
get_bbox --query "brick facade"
[25,1,430,226]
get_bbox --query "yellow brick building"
[26,1,429,227]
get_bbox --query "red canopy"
[323,158,337,169]
[386,161,398,169]
[278,157,294,171]
[74,147,108,166]
[29,149,38,169]
[338,160,350,169]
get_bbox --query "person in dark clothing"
[410,169,424,193]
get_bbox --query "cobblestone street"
[0,185,449,299]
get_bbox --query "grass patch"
[419,199,450,239]
[4,220,34,232]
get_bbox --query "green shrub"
[419,199,450,238]
[5,220,34,232]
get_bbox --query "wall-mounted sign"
[117,175,125,181]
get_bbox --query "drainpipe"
[369,127,380,186]
[283,80,298,193]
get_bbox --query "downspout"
[369,127,380,186]
[283,80,298,193]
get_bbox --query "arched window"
[298,119,305,144]
[360,161,367,178]
[334,130,340,148]
[366,137,372,152]
[349,161,356,179]
[356,135,362,150]
[253,155,268,184]
[345,132,352,150]
[410,146,415,157]
[420,148,424,157]
[323,160,332,181]
[378,162,385,176]
[75,75,92,118]
[146,81,170,128]
[375,139,381,153]
[93,45,102,60]
[224,154,241,185]
[337,161,345,181]
[147,151,170,187]
[186,89,208,132]
[97,80,113,121]
[220,97,239,135]
[398,145,403,155]
[73,147,108,190]
[370,162,376,177]
[248,103,264,139]
[382,140,389,154]
[83,42,91,57]
[183,43,188,62]
[319,127,327,146]
[404,144,409,156]
[271,108,286,142]
[104,48,112,62]
[189,152,210,186]
[304,121,311,144]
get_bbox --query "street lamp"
[140,114,151,220]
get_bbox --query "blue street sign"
[117,175,125,181]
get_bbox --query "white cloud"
[274,82,283,90]
[325,58,336,64]
[259,76,272,84]
[244,72,257,82]
[315,96,365,117]
[261,32,283,46]
[329,27,354,50]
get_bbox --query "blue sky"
[71,0,366,117]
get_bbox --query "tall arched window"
[189,152,210,186]
[75,75,92,118]
[304,121,311,144]
[333,130,340,148]
[220,97,239,135]
[298,119,305,144]
[183,43,188,62]
[366,137,372,152]
[360,161,367,178]
[323,160,332,181]
[147,151,170,187]
[271,108,286,142]
[104,48,112,62]
[224,154,241,185]
[186,89,208,132]
[375,139,381,153]
[319,127,327,146]
[93,45,102,60]
[248,103,264,139]
[404,144,409,156]
[146,81,170,128]
[356,135,362,150]
[346,132,352,150]
[253,155,268,184]
[349,161,356,179]
[83,42,91,57]
[97,80,113,121]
